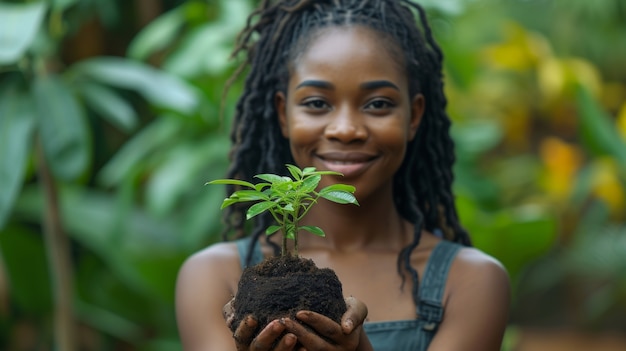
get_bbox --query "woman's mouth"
[316,152,377,178]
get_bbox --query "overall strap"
[235,237,264,269]
[416,240,462,331]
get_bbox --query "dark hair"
[222,0,471,301]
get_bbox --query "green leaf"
[319,183,355,194]
[255,183,271,192]
[230,190,269,202]
[576,85,626,166]
[71,57,200,114]
[301,225,325,237]
[79,82,137,132]
[255,173,290,184]
[301,167,317,175]
[320,191,359,205]
[246,201,277,220]
[220,197,239,209]
[301,175,321,193]
[265,225,281,235]
[98,118,182,187]
[34,74,90,181]
[285,224,296,239]
[0,2,47,64]
[207,179,256,189]
[286,164,303,180]
[0,87,36,229]
[127,6,185,60]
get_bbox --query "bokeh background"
[1,0,625,350]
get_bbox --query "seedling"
[208,164,358,256]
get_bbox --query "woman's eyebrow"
[296,80,334,90]
[360,80,400,91]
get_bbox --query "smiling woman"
[175,1,511,351]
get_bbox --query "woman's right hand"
[224,299,299,351]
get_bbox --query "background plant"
[0,0,624,350]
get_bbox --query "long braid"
[221,0,471,306]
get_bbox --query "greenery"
[209,164,358,256]
[0,0,624,350]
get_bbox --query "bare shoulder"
[449,246,510,294]
[429,246,511,351]
[180,241,241,277]
[175,241,243,351]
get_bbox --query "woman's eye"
[365,99,394,110]
[302,99,328,109]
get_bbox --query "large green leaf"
[127,6,185,60]
[145,137,230,215]
[0,87,36,229]
[71,57,200,114]
[97,117,183,187]
[0,2,47,64]
[33,74,90,181]
[79,81,138,132]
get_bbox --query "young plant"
[208,164,358,256]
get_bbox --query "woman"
[176,1,511,350]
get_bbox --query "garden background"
[1,0,625,350]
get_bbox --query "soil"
[230,253,347,345]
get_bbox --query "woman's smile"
[316,151,378,178]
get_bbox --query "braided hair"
[222,0,471,300]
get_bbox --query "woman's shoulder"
[445,245,511,307]
[181,240,241,269]
[177,241,243,292]
[452,246,509,282]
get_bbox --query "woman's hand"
[281,296,373,351]
[224,298,298,351]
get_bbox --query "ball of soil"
[230,254,347,345]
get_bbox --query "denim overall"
[236,238,462,351]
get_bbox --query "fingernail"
[285,334,296,346]
[344,318,354,330]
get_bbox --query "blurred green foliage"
[0,0,625,350]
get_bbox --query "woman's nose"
[324,106,368,143]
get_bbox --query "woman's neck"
[297,192,412,252]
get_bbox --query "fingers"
[293,311,343,341]
[233,315,258,348]
[341,296,368,334]
[282,316,335,349]
[243,319,297,351]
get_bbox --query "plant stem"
[37,143,75,351]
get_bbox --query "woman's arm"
[427,248,511,351]
[176,244,241,351]
[176,243,298,351]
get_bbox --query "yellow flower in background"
[590,158,625,214]
[538,58,602,103]
[539,137,583,200]
[482,22,552,72]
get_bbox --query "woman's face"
[276,26,424,202]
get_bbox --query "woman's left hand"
[281,296,373,351]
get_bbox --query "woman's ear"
[275,91,289,138]
[409,94,425,141]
